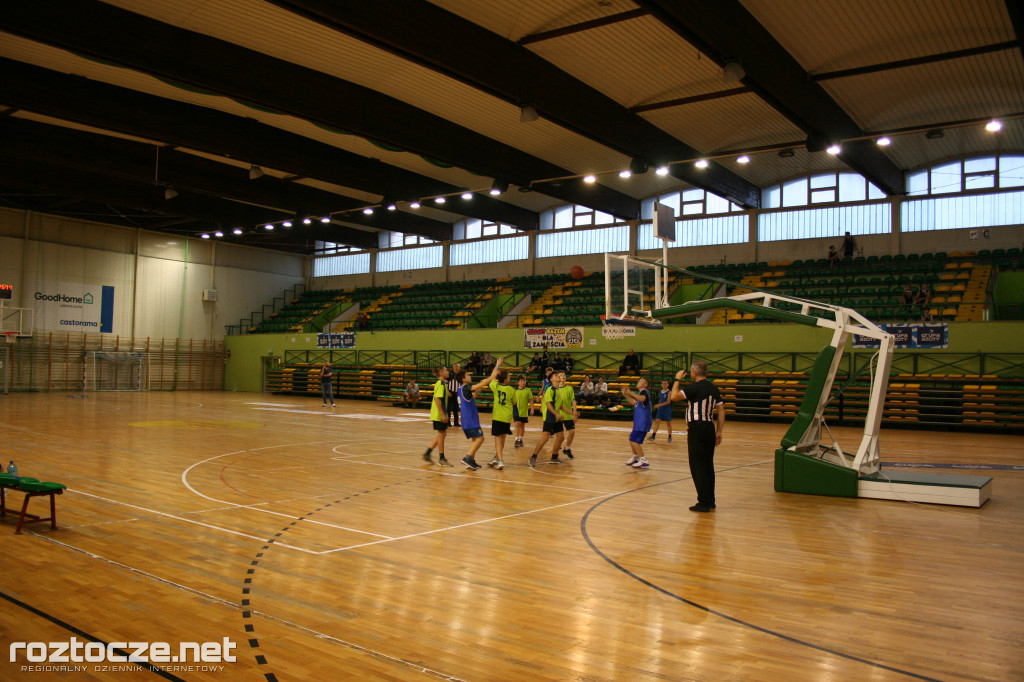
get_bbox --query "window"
[902,191,1024,232]
[536,225,628,257]
[313,252,370,277]
[763,171,884,207]
[637,214,747,249]
[640,190,742,221]
[378,231,435,248]
[450,236,528,266]
[314,241,362,255]
[376,245,443,272]
[453,219,518,240]
[759,203,890,241]
[904,155,1024,195]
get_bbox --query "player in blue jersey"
[457,358,504,470]
[648,379,674,443]
[622,377,653,469]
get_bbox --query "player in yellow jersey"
[487,366,517,470]
[554,371,579,459]
[422,366,452,467]
[511,376,534,448]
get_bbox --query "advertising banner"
[523,327,584,349]
[317,332,356,349]
[34,283,115,333]
[853,323,948,349]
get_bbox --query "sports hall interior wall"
[313,222,1024,291]
[0,207,305,341]
[221,321,1024,393]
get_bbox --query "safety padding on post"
[779,345,837,450]
[774,448,858,497]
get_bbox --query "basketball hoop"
[600,314,663,330]
[3,331,18,344]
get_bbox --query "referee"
[445,362,461,427]
[670,361,725,513]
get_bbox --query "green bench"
[0,473,67,534]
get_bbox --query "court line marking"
[70,489,319,554]
[320,491,616,554]
[29,533,466,682]
[179,442,395,539]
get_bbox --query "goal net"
[84,351,149,391]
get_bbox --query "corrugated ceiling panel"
[824,51,1024,131]
[874,119,1024,173]
[102,0,635,191]
[527,14,723,109]
[742,0,1014,74]
[641,92,805,155]
[428,0,642,43]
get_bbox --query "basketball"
[570,265,585,279]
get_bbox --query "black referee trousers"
[687,421,717,506]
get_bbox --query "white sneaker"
[633,457,650,469]
[495,461,504,470]
[625,454,639,465]
[487,458,499,468]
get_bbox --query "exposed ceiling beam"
[266,0,761,208]
[0,58,536,233]
[0,158,380,250]
[0,116,454,244]
[0,0,638,219]
[636,0,904,196]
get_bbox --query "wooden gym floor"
[0,391,1021,681]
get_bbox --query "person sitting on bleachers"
[593,376,611,408]
[914,283,932,311]
[900,284,915,316]
[563,353,574,372]
[480,352,495,375]
[577,375,595,405]
[465,351,482,374]
[619,349,642,376]
[827,245,839,269]
[526,353,541,375]
[551,353,565,371]
[404,379,421,407]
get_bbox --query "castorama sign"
[34,284,115,333]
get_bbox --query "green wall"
[224,321,1024,392]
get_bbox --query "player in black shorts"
[670,362,725,512]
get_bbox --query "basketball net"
[3,331,17,344]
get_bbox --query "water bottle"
[6,461,17,477]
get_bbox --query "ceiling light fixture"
[736,155,750,164]
[490,179,509,195]
[695,159,709,169]
[214,231,223,237]
[320,216,331,223]
[461,192,473,200]
[410,200,421,208]
[164,186,178,200]
[926,129,944,140]
[583,174,597,183]
[264,223,274,230]
[363,207,374,215]
[520,104,539,123]
[302,217,312,225]
[655,166,670,176]
[826,143,841,155]
[248,165,265,180]
[233,228,243,235]
[200,233,210,239]
[618,169,632,179]
[876,137,891,146]
[434,196,446,205]
[282,220,292,227]
[779,149,795,158]
[722,60,745,83]
[985,119,1002,132]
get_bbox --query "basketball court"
[1,390,1022,680]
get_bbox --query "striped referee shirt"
[680,379,723,423]
[445,374,460,399]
